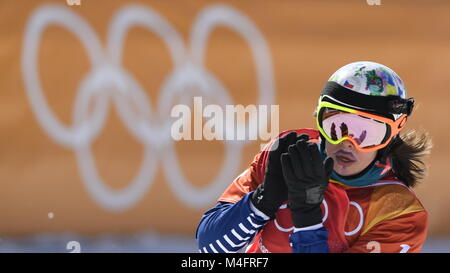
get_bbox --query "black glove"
[281,135,334,228]
[251,132,308,219]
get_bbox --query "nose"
[341,140,355,150]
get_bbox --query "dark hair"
[390,130,433,187]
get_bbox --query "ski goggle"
[316,101,407,152]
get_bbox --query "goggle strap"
[321,81,414,116]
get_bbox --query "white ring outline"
[344,201,364,236]
[273,199,329,233]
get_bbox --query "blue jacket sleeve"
[289,227,329,253]
[196,192,269,253]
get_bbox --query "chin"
[334,166,359,177]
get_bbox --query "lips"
[335,150,356,167]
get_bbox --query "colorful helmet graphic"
[328,61,407,99]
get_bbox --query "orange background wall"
[1,0,449,236]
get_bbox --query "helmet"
[320,61,414,121]
[316,61,414,152]
[329,61,407,99]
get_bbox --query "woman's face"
[325,140,377,176]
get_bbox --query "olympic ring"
[344,201,364,236]
[273,200,329,233]
[21,4,275,211]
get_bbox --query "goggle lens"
[321,109,388,148]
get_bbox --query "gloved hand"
[251,132,308,219]
[281,135,334,228]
